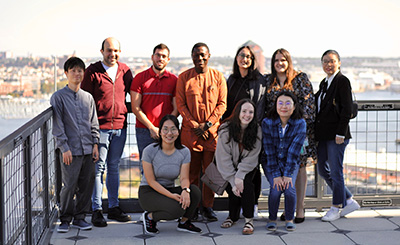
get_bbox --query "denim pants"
[265,165,299,221]
[317,139,352,207]
[136,127,156,173]
[92,128,126,211]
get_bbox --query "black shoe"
[108,206,131,222]
[294,217,305,223]
[92,210,107,227]
[143,212,159,234]
[202,207,218,222]
[280,213,286,221]
[177,219,202,233]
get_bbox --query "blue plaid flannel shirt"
[262,117,306,178]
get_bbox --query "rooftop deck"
[49,207,400,245]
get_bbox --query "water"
[0,117,30,141]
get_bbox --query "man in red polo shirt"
[130,43,178,165]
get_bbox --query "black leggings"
[139,184,201,222]
[225,168,257,221]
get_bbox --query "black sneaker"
[72,219,92,230]
[177,219,202,233]
[92,210,107,227]
[202,207,218,222]
[143,212,159,234]
[57,221,70,233]
[108,206,131,222]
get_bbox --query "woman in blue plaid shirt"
[262,91,306,231]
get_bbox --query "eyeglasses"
[238,53,252,60]
[322,59,337,65]
[161,127,179,134]
[277,101,293,107]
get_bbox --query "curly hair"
[220,98,259,151]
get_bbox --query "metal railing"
[1,100,400,244]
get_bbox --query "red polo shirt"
[130,67,177,128]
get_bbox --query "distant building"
[0,51,13,59]
[241,40,266,74]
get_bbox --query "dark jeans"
[138,184,201,222]
[225,168,257,221]
[59,154,95,222]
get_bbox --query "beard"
[153,64,165,71]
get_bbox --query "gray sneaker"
[72,219,92,230]
[57,221,70,233]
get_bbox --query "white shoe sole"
[71,224,92,230]
[341,201,360,217]
[176,227,202,234]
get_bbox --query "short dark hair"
[191,42,209,54]
[64,57,85,72]
[321,49,340,61]
[266,90,303,120]
[153,43,170,56]
[155,114,184,150]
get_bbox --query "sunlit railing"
[1,100,400,244]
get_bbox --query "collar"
[325,70,340,88]
[149,66,170,78]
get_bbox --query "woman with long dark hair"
[216,98,262,235]
[265,48,316,223]
[262,91,306,231]
[223,46,266,218]
[139,115,202,234]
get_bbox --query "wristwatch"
[182,188,191,193]
[205,121,213,129]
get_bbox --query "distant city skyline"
[1,0,400,58]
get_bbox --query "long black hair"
[232,46,258,80]
[220,98,259,151]
[155,114,184,149]
[266,90,303,120]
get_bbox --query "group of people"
[51,37,360,236]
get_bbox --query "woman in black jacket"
[315,50,360,222]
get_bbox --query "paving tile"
[348,230,400,245]
[281,232,355,245]
[332,216,398,231]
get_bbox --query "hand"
[170,193,181,203]
[335,136,344,144]
[149,126,159,140]
[92,144,99,162]
[273,176,284,191]
[180,191,191,209]
[282,176,293,190]
[201,130,209,140]
[234,177,244,194]
[232,185,241,197]
[193,123,205,137]
[62,150,73,165]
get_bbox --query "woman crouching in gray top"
[139,114,202,234]
[216,98,262,235]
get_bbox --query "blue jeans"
[317,139,352,207]
[92,128,126,211]
[265,165,299,221]
[136,127,156,173]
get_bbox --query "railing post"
[24,137,32,245]
[316,165,325,212]
[42,123,50,230]
[0,158,4,245]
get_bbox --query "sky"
[1,0,400,59]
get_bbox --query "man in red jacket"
[81,37,132,227]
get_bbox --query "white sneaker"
[341,199,360,217]
[322,207,340,222]
[253,205,259,218]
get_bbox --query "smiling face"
[101,38,120,67]
[322,53,341,77]
[239,102,255,129]
[274,52,289,75]
[160,119,179,144]
[192,46,210,73]
[276,95,295,119]
[152,48,170,72]
[65,66,84,86]
[236,47,253,70]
